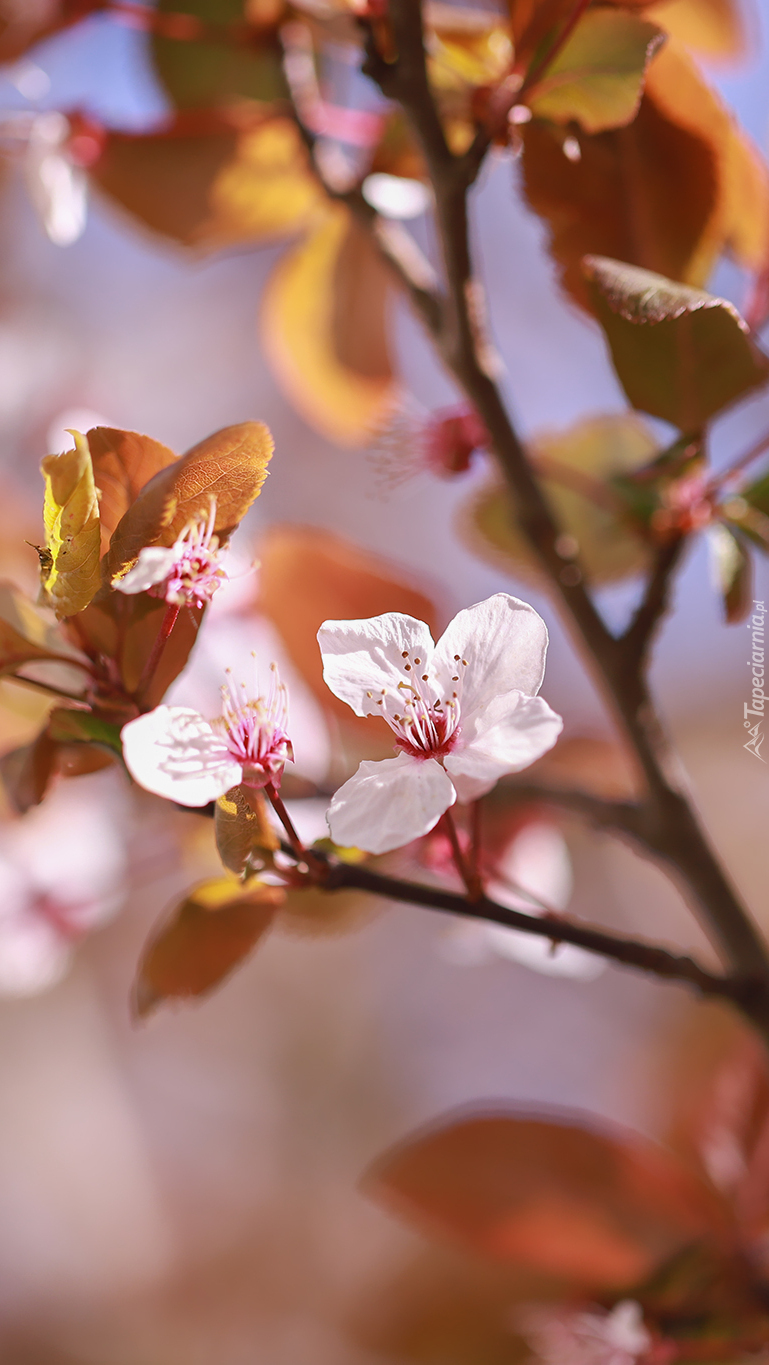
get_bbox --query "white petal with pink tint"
[318,613,436,717]
[122,706,241,807]
[433,593,549,716]
[114,546,178,595]
[327,753,455,854]
[445,692,563,802]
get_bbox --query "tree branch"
[318,855,769,1021]
[361,0,769,990]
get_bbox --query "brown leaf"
[215,786,277,876]
[75,591,203,707]
[366,1110,729,1290]
[0,728,59,813]
[521,42,769,311]
[86,426,177,548]
[260,206,398,446]
[0,581,84,677]
[0,0,103,64]
[105,420,273,583]
[256,525,440,727]
[92,112,321,251]
[134,874,284,1017]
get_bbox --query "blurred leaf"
[105,420,273,583]
[744,469,769,518]
[215,785,277,875]
[256,524,439,725]
[87,426,177,547]
[584,257,769,429]
[260,206,398,446]
[151,0,288,111]
[366,1111,729,1291]
[134,874,284,1016]
[0,0,104,63]
[46,706,123,756]
[93,113,322,251]
[645,0,746,61]
[521,43,769,312]
[75,591,203,708]
[40,432,102,618]
[462,414,654,585]
[707,522,752,623]
[0,727,59,813]
[0,581,83,677]
[528,10,665,134]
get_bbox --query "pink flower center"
[370,648,469,761]
[218,663,293,790]
[156,501,226,608]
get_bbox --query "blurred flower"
[114,499,227,609]
[318,594,562,854]
[122,663,294,807]
[25,111,87,247]
[521,1300,652,1365]
[422,405,489,477]
[0,771,127,995]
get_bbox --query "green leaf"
[707,522,752,622]
[583,256,769,430]
[461,414,654,586]
[528,10,665,134]
[744,469,769,517]
[47,707,124,757]
[151,0,288,111]
[134,874,285,1017]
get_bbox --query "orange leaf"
[87,426,177,547]
[260,206,398,446]
[645,0,746,61]
[521,41,769,311]
[92,112,322,251]
[366,1111,730,1290]
[105,420,273,583]
[134,875,284,1017]
[256,525,440,726]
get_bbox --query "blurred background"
[0,2,765,1361]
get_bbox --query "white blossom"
[318,593,562,854]
[521,1301,652,1365]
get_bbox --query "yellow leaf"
[260,206,398,446]
[645,0,745,61]
[215,786,278,875]
[207,117,324,249]
[40,431,102,618]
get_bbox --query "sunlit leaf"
[92,113,323,251]
[521,42,769,312]
[39,432,102,618]
[134,874,284,1016]
[87,426,177,547]
[645,0,746,61]
[105,420,273,583]
[462,414,654,585]
[256,524,439,726]
[584,257,769,430]
[366,1111,728,1290]
[707,522,752,623]
[214,785,277,875]
[528,10,665,134]
[151,0,288,111]
[260,206,398,446]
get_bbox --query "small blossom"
[521,1301,652,1365]
[121,662,293,806]
[318,593,562,854]
[114,500,227,609]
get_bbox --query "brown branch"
[360,0,769,993]
[621,534,686,669]
[318,856,769,1022]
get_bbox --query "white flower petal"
[433,594,549,718]
[121,706,242,806]
[114,546,177,595]
[444,692,562,801]
[318,613,435,718]
[327,753,455,854]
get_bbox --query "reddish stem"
[268,787,323,874]
[441,809,481,902]
[135,603,180,706]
